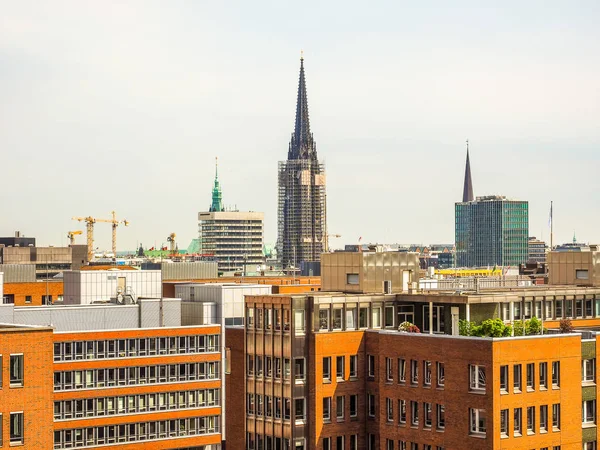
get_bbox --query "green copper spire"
[210,157,223,212]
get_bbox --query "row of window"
[248,355,361,383]
[496,403,562,437]
[53,362,220,391]
[323,435,365,450]
[369,396,445,430]
[382,442,444,450]
[0,412,23,446]
[323,394,360,421]
[53,335,220,362]
[53,389,220,420]
[499,362,560,393]
[53,416,220,449]
[0,354,24,388]
[500,298,600,322]
[375,357,445,388]
[247,394,292,420]
[247,307,291,331]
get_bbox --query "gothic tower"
[277,56,327,269]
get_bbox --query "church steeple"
[210,157,223,212]
[289,53,316,160]
[462,140,474,202]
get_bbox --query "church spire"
[210,157,223,212]
[289,53,316,160]
[462,140,474,202]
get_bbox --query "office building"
[198,161,265,274]
[528,236,548,263]
[277,56,327,270]
[227,250,600,449]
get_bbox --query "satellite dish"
[116,294,124,304]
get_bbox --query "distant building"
[277,56,327,269]
[0,230,35,247]
[528,236,548,263]
[198,160,264,274]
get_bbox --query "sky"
[1,1,599,251]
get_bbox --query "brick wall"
[3,281,63,306]
[225,326,246,450]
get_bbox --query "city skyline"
[1,1,599,250]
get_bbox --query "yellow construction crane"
[167,233,177,254]
[72,211,129,261]
[67,230,83,245]
[325,233,341,252]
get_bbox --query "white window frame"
[469,365,486,391]
[469,408,486,435]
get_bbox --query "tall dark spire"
[462,140,474,202]
[289,53,316,160]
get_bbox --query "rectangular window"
[399,400,406,424]
[295,398,305,422]
[368,394,375,418]
[346,307,357,330]
[526,363,535,390]
[500,365,508,392]
[386,439,394,450]
[437,362,445,387]
[583,359,595,383]
[323,437,331,450]
[469,408,486,435]
[540,362,548,389]
[319,308,330,331]
[386,358,393,382]
[337,437,345,450]
[323,357,331,381]
[566,299,573,318]
[295,358,305,382]
[527,406,535,434]
[350,435,358,450]
[332,308,343,330]
[583,400,596,424]
[469,364,486,391]
[336,356,345,380]
[552,403,560,430]
[347,273,359,285]
[424,402,432,428]
[540,405,548,432]
[424,361,432,386]
[552,361,560,387]
[359,307,369,328]
[555,300,563,318]
[514,364,522,392]
[385,305,394,327]
[411,401,419,426]
[336,396,345,420]
[294,310,305,334]
[323,397,331,421]
[10,355,24,386]
[372,306,382,328]
[350,355,358,378]
[577,270,589,280]
[25,296,31,304]
[10,412,23,444]
[368,355,375,378]
[410,360,418,385]
[514,408,522,436]
[386,398,393,422]
[350,395,358,417]
[576,299,584,318]
[398,358,406,383]
[500,409,508,437]
[436,404,445,429]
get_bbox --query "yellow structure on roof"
[435,267,504,277]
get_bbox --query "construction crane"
[325,233,341,252]
[72,211,129,261]
[167,233,177,254]
[67,230,83,245]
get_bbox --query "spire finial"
[215,156,218,179]
[466,139,469,152]
[462,141,474,202]
[300,49,304,61]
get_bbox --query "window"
[386,398,393,422]
[500,365,508,392]
[397,305,414,324]
[332,308,342,330]
[555,300,563,318]
[295,358,305,382]
[398,359,406,383]
[514,408,522,436]
[336,356,345,380]
[372,306,382,328]
[337,436,345,450]
[347,273,359,285]
[583,400,596,425]
[336,396,345,420]
[386,358,393,381]
[469,365,486,391]
[584,443,597,450]
[319,308,330,331]
[577,270,589,280]
[323,437,331,450]
[368,355,375,378]
[323,357,331,381]
[526,363,535,390]
[514,364,522,392]
[552,403,560,430]
[410,360,418,385]
[424,361,432,386]
[399,400,406,424]
[10,412,23,444]
[500,409,508,437]
[437,362,445,387]
[540,362,548,389]
[368,394,375,417]
[436,404,445,429]
[10,354,24,386]
[540,405,548,432]
[424,402,432,428]
[411,401,419,426]
[25,296,32,304]
[469,408,486,435]
[527,406,535,434]
[346,307,357,330]
[583,359,595,383]
[386,439,394,450]
[576,299,584,318]
[359,307,369,328]
[295,398,305,422]
[385,305,394,328]
[350,355,358,378]
[323,397,331,421]
[294,310,305,334]
[350,435,358,450]
[350,395,358,417]
[552,361,560,387]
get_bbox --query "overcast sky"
[1,1,598,251]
